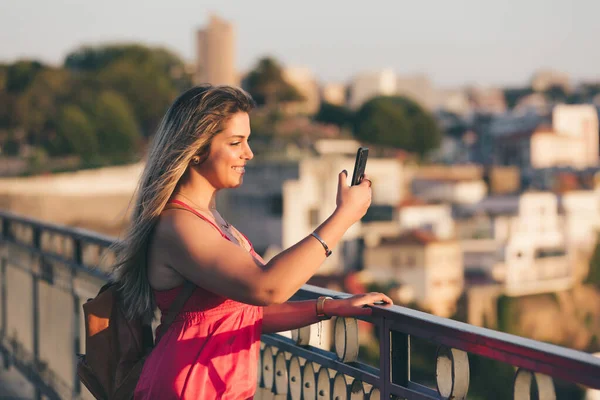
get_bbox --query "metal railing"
[0,210,599,399]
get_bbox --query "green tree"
[353,96,441,158]
[503,87,533,109]
[242,57,304,107]
[93,91,141,162]
[5,60,44,93]
[65,44,190,136]
[314,102,353,129]
[13,68,71,147]
[544,84,568,103]
[53,105,99,158]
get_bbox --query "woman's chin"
[228,176,244,188]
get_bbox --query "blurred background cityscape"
[1,1,600,398]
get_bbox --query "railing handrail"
[0,209,116,246]
[295,284,600,389]
[2,209,600,393]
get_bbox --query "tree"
[314,102,353,129]
[93,91,141,162]
[13,68,71,147]
[242,57,304,107]
[53,105,99,158]
[503,87,533,109]
[5,60,45,93]
[64,44,191,136]
[544,84,568,103]
[353,96,442,158]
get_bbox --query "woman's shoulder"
[154,209,223,247]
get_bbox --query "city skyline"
[1,0,599,88]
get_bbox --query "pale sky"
[1,0,598,88]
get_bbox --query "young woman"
[111,85,392,399]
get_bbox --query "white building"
[363,230,464,317]
[531,69,570,93]
[411,178,488,205]
[348,69,396,109]
[281,66,321,115]
[552,104,599,167]
[321,83,347,106]
[492,104,599,170]
[396,200,454,239]
[220,139,407,274]
[560,190,600,255]
[395,74,437,110]
[459,192,573,296]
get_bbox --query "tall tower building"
[195,14,237,86]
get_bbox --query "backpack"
[77,280,195,399]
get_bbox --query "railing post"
[1,256,6,368]
[72,238,83,396]
[32,226,42,400]
[1,217,10,369]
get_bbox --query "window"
[535,248,566,258]
[269,194,283,216]
[361,205,394,222]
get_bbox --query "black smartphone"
[351,147,369,186]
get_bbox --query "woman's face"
[197,111,253,189]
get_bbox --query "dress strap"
[165,199,230,240]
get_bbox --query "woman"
[111,85,392,399]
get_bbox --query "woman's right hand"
[335,170,372,223]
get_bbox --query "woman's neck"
[174,174,218,211]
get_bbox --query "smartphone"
[351,147,369,186]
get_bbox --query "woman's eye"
[231,142,241,146]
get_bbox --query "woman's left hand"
[323,292,393,318]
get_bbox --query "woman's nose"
[244,143,254,160]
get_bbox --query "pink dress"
[135,200,265,399]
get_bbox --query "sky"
[1,0,598,88]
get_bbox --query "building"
[492,104,599,170]
[363,230,464,317]
[411,178,488,205]
[560,190,600,255]
[457,192,573,296]
[195,14,237,86]
[396,199,454,239]
[219,139,407,274]
[348,69,396,109]
[360,199,454,255]
[552,104,599,166]
[467,86,507,114]
[321,83,347,106]
[395,74,437,110]
[436,89,472,116]
[281,66,321,115]
[531,69,570,93]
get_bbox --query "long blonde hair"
[111,85,256,321]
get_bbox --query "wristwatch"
[316,296,333,320]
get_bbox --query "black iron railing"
[0,210,599,399]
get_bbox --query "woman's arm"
[262,292,393,334]
[162,171,373,306]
